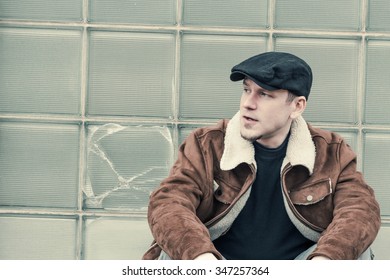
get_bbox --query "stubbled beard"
[240,131,262,142]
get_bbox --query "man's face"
[239,78,299,148]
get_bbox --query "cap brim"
[230,71,279,91]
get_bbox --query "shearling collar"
[220,111,316,174]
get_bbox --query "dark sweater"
[213,136,314,259]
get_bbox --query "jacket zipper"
[146,164,256,256]
[204,164,256,228]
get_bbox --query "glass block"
[88,31,175,118]
[180,34,267,120]
[0,122,80,208]
[363,132,390,216]
[85,124,174,210]
[0,216,77,260]
[275,0,360,31]
[0,28,81,115]
[89,0,176,25]
[84,217,152,260]
[275,37,359,124]
[372,224,390,260]
[367,0,390,32]
[182,0,268,28]
[0,0,82,22]
[365,40,390,125]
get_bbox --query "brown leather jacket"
[143,112,381,260]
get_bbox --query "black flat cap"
[230,52,313,99]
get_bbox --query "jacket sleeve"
[308,141,381,260]
[146,131,222,260]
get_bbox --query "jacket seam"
[194,131,212,199]
[336,140,342,174]
[310,128,343,145]
[214,175,242,191]
[196,127,226,139]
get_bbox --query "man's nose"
[242,92,257,109]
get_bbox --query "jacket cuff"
[180,242,223,260]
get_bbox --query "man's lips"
[243,115,258,122]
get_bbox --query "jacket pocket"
[213,180,234,205]
[289,178,332,205]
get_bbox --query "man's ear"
[290,96,307,119]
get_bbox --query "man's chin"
[240,130,261,142]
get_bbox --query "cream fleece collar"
[220,111,316,174]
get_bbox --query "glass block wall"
[0,0,389,260]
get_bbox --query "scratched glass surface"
[371,224,390,260]
[365,40,390,125]
[275,0,360,31]
[0,27,81,115]
[182,0,268,28]
[0,216,77,260]
[363,132,390,216]
[84,124,174,211]
[88,0,176,25]
[84,217,152,259]
[367,0,390,32]
[0,122,80,208]
[0,0,82,21]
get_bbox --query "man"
[143,52,381,260]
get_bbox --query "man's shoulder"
[307,124,345,145]
[191,118,229,139]
[181,119,229,159]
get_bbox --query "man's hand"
[311,256,331,260]
[194,253,218,260]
